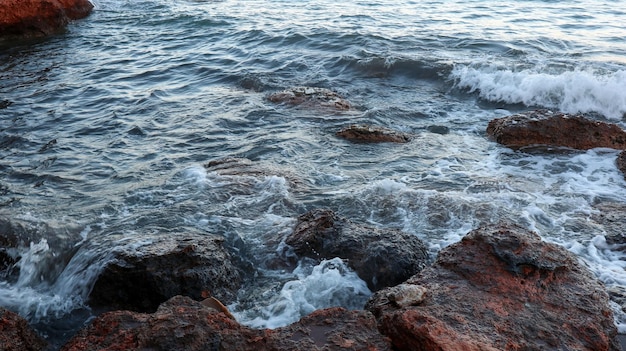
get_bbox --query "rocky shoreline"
[2,4,626,349]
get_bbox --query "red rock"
[366,224,620,351]
[285,209,429,291]
[62,295,391,351]
[0,308,47,351]
[486,109,626,150]
[0,0,93,38]
[336,124,412,143]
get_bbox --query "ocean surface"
[2,0,626,348]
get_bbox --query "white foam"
[451,65,626,119]
[233,258,371,329]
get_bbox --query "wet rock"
[336,124,412,143]
[267,87,351,111]
[0,308,47,351]
[426,125,450,135]
[285,209,429,291]
[0,0,93,38]
[366,224,620,351]
[591,202,626,250]
[487,109,626,150]
[62,295,391,351]
[89,233,241,313]
[204,156,304,190]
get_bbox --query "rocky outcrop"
[487,109,626,150]
[0,0,93,38]
[88,233,241,313]
[267,87,351,111]
[0,308,47,351]
[336,124,412,143]
[204,157,304,190]
[366,224,620,351]
[284,209,429,291]
[62,295,391,351]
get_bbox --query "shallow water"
[1,0,626,347]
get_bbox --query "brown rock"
[486,109,626,150]
[267,87,351,111]
[0,0,93,38]
[62,295,391,351]
[336,124,412,143]
[285,209,429,291]
[366,224,620,351]
[88,233,241,313]
[0,308,47,351]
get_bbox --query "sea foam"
[451,65,626,120]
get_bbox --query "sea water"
[1,0,626,348]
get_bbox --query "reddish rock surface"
[0,0,93,37]
[89,233,241,313]
[486,109,626,150]
[336,124,412,143]
[285,209,429,291]
[62,295,391,351]
[366,224,620,351]
[267,87,351,111]
[0,308,47,351]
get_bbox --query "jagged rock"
[0,0,93,38]
[88,233,241,313]
[267,87,351,111]
[0,308,46,351]
[284,209,429,291]
[366,224,620,351]
[62,295,391,351]
[336,124,412,143]
[486,109,626,150]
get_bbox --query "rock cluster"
[0,0,93,38]
[367,224,620,351]
[61,296,391,351]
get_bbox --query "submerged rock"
[0,0,93,38]
[487,109,626,150]
[366,224,620,351]
[617,150,626,179]
[88,233,241,313]
[267,87,351,111]
[284,209,429,291]
[336,124,412,143]
[0,308,47,351]
[62,295,391,351]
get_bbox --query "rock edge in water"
[336,124,413,143]
[0,0,93,38]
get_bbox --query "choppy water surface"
[1,0,626,347]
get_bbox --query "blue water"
[1,0,626,348]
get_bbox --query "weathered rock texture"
[0,0,93,37]
[62,295,391,351]
[267,87,351,111]
[89,233,241,313]
[366,224,620,351]
[285,209,429,291]
[336,124,412,143]
[0,308,47,351]
[487,109,626,150]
